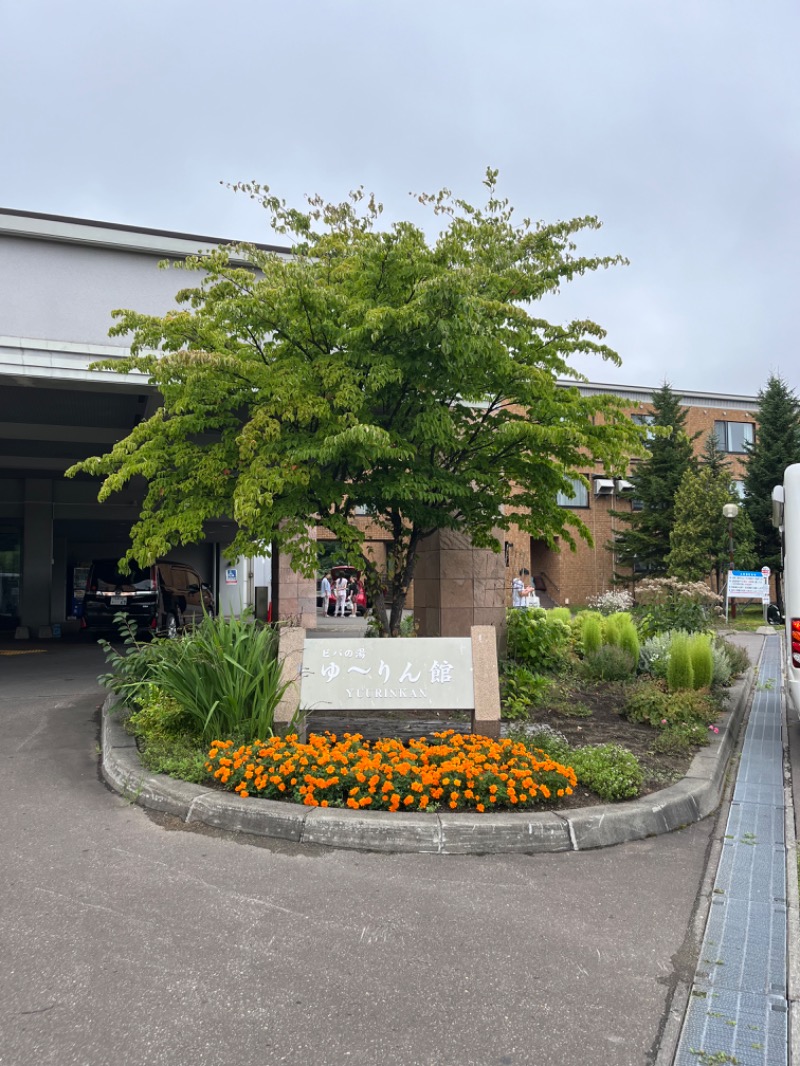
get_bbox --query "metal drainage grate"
[673,635,788,1065]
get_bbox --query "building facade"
[502,383,759,607]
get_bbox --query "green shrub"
[652,722,710,754]
[100,612,290,740]
[689,632,714,690]
[624,679,720,731]
[623,682,671,727]
[548,607,572,625]
[638,632,673,679]
[506,609,572,673]
[634,577,721,637]
[582,644,636,681]
[580,612,603,657]
[569,744,644,801]
[602,614,621,647]
[618,618,640,667]
[125,689,208,782]
[667,689,720,727]
[500,663,550,720]
[714,636,750,678]
[365,613,417,637]
[667,632,694,691]
[710,641,734,688]
[505,724,571,763]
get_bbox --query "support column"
[413,528,506,651]
[272,529,317,630]
[20,479,53,633]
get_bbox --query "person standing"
[512,568,532,608]
[320,572,331,614]
[334,573,348,617]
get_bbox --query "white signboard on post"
[301,637,475,712]
[727,570,770,599]
[725,569,771,621]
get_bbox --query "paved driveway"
[1,640,725,1066]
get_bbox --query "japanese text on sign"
[726,570,769,600]
[301,638,474,711]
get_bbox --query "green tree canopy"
[743,374,800,606]
[67,171,644,635]
[612,382,697,579]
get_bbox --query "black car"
[82,559,214,637]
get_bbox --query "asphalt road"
[0,639,729,1066]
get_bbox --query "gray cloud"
[2,0,798,397]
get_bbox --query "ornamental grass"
[205,730,577,813]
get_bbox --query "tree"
[612,382,697,580]
[67,170,644,635]
[666,455,756,588]
[742,374,800,609]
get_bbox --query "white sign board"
[225,568,238,585]
[727,570,769,599]
[301,637,475,712]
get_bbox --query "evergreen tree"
[667,462,756,589]
[612,382,697,579]
[743,374,800,609]
[699,429,731,477]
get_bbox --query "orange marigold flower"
[476,803,485,812]
[403,796,414,807]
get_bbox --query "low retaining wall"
[101,669,754,855]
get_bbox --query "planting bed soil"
[519,680,726,809]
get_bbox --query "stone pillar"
[272,530,317,630]
[274,626,306,738]
[20,479,53,632]
[413,529,506,649]
[471,625,502,739]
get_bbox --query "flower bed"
[205,730,577,813]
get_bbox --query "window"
[557,478,589,508]
[714,421,754,454]
[732,480,746,499]
[631,413,656,439]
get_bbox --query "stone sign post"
[274,625,501,740]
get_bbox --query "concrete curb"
[101,667,754,855]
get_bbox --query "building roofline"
[0,207,291,258]
[559,378,759,407]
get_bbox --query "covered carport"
[0,209,296,636]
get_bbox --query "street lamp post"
[722,502,740,620]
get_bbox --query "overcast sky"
[3,0,798,399]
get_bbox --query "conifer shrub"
[581,612,603,657]
[618,617,640,668]
[667,632,694,691]
[602,614,621,646]
[689,632,714,690]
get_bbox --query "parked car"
[82,558,215,637]
[325,566,368,616]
